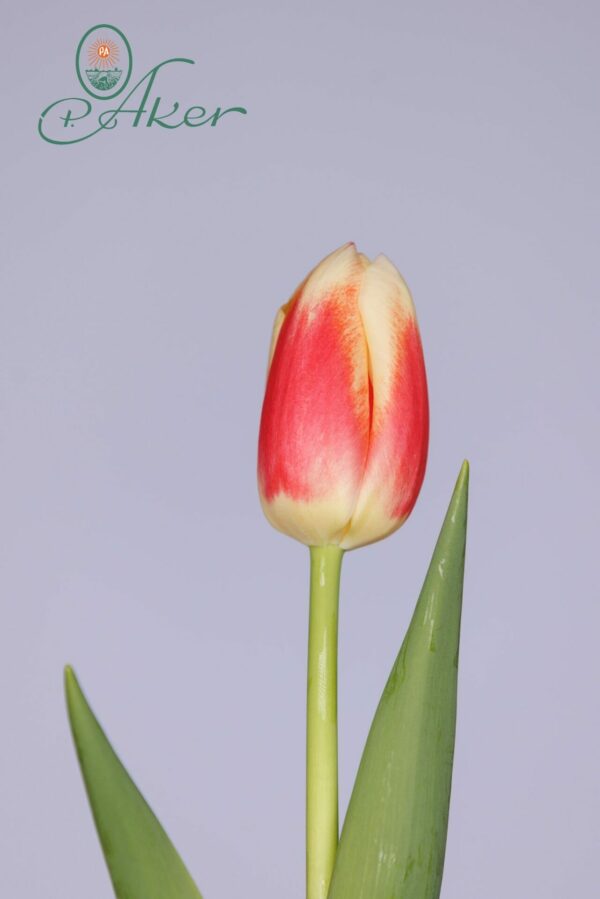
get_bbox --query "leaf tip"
[435,460,470,550]
[452,459,470,509]
[63,665,86,726]
[64,664,78,694]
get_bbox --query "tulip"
[257,243,430,899]
[257,242,429,550]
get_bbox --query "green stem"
[306,545,344,899]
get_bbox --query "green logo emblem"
[38,24,247,145]
[76,24,132,100]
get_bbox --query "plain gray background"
[1,1,598,896]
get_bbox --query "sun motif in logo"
[87,37,120,70]
[77,25,130,97]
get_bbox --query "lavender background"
[1,1,599,896]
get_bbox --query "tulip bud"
[257,243,428,550]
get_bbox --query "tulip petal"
[258,244,371,546]
[266,283,305,371]
[341,255,428,550]
[267,305,288,369]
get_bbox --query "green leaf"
[329,461,469,899]
[64,666,203,899]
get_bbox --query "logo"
[76,25,132,99]
[39,24,247,145]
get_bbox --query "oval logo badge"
[76,24,132,100]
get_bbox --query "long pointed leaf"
[329,461,469,899]
[65,666,203,899]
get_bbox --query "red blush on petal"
[258,290,369,503]
[384,319,429,520]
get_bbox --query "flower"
[257,243,429,550]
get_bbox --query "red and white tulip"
[257,243,428,550]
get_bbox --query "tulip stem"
[306,545,343,899]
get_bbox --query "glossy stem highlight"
[306,545,343,899]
